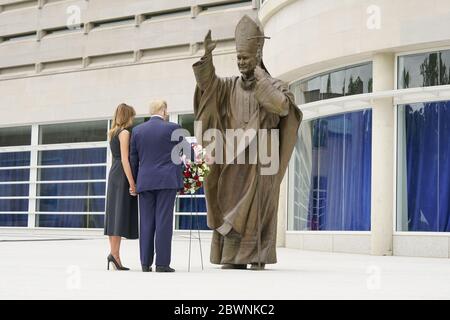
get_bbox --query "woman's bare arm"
[118,130,137,196]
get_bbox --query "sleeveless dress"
[104,128,138,239]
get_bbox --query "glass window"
[345,63,372,95]
[39,148,106,165]
[439,51,450,86]
[0,214,28,227]
[396,50,450,89]
[37,182,106,197]
[39,120,108,144]
[35,146,107,229]
[321,71,345,100]
[0,150,30,227]
[290,63,373,105]
[0,126,31,147]
[298,76,321,104]
[38,167,106,181]
[175,195,209,230]
[0,152,30,167]
[397,101,450,232]
[36,214,104,228]
[288,110,372,231]
[178,114,195,136]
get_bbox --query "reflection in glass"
[397,101,450,232]
[398,52,441,89]
[0,126,31,147]
[290,63,373,105]
[178,114,196,136]
[289,110,372,231]
[39,120,108,144]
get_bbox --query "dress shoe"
[250,263,265,271]
[221,264,247,270]
[155,266,175,273]
[142,265,152,272]
[107,254,129,271]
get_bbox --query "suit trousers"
[139,189,177,267]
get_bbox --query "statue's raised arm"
[193,30,218,91]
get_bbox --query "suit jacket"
[130,117,186,193]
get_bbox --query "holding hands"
[129,183,137,197]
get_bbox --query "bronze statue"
[192,15,302,270]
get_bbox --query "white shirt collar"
[151,115,164,120]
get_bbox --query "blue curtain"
[307,110,372,231]
[36,148,107,228]
[405,101,450,232]
[178,187,209,230]
[0,151,30,227]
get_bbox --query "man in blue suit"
[130,100,187,273]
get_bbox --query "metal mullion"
[0,212,29,215]
[0,181,30,185]
[36,179,107,184]
[0,166,32,170]
[33,211,105,216]
[27,124,39,228]
[34,196,105,199]
[36,163,107,169]
[0,197,30,200]
[0,146,32,153]
[36,142,108,151]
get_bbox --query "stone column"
[370,53,395,256]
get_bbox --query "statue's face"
[237,51,258,76]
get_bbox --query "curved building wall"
[261,0,450,258]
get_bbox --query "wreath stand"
[187,193,204,272]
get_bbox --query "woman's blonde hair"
[109,103,136,140]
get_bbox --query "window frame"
[394,48,450,235]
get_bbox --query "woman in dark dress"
[104,103,138,271]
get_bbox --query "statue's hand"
[204,30,217,55]
[254,65,268,82]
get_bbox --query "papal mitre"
[235,15,265,55]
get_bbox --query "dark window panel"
[176,215,209,230]
[0,152,30,167]
[38,166,106,181]
[0,184,29,197]
[0,169,30,182]
[36,198,105,213]
[0,199,28,212]
[398,52,439,89]
[39,120,108,144]
[36,214,104,228]
[37,182,106,197]
[38,148,107,165]
[0,126,31,147]
[0,214,28,227]
[178,114,195,136]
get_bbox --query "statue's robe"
[193,53,302,265]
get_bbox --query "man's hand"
[204,30,217,55]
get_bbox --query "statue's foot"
[221,264,247,270]
[250,263,266,271]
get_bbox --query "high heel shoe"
[107,254,130,271]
